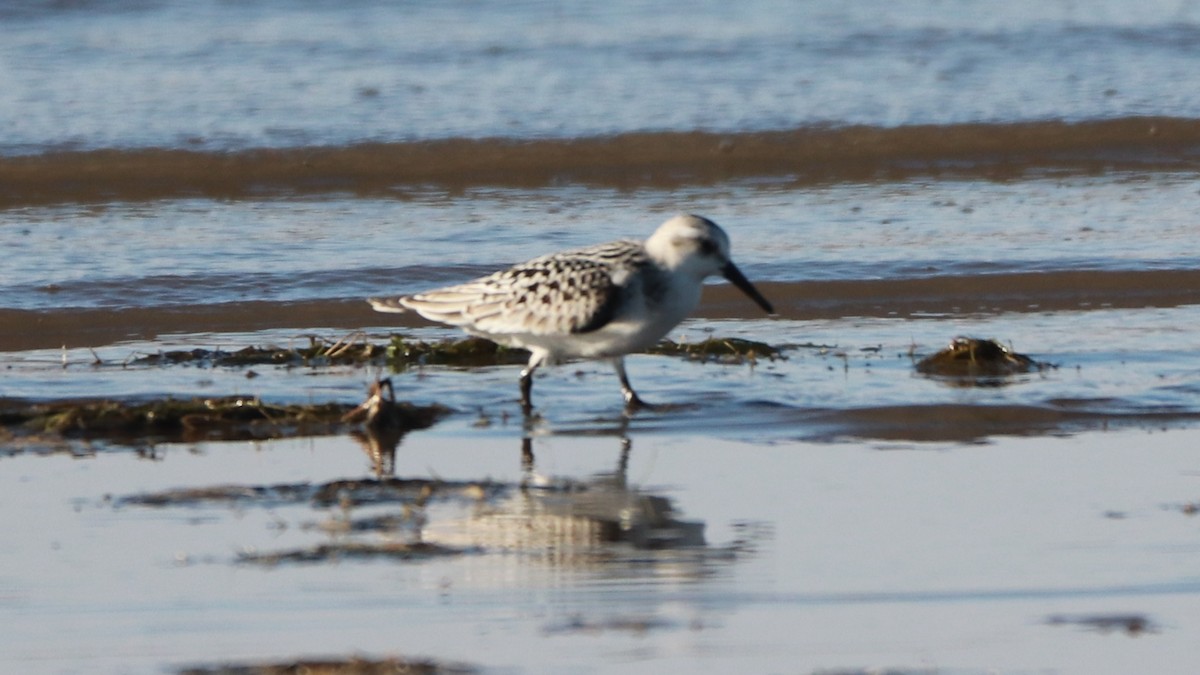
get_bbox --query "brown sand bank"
[4,268,1199,352]
[3,117,1199,207]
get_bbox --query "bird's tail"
[367,297,410,314]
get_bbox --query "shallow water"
[5,172,1200,311]
[6,425,1200,673]
[5,1,1200,673]
[5,292,1200,673]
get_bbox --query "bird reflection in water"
[463,433,706,552]
[341,378,705,552]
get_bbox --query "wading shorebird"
[368,214,774,412]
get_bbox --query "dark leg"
[519,369,533,412]
[519,353,543,415]
[613,358,648,410]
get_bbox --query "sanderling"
[368,214,774,411]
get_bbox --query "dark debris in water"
[542,613,683,636]
[133,334,389,368]
[385,335,529,369]
[127,333,786,372]
[119,483,313,508]
[126,333,522,371]
[647,336,784,364]
[388,334,786,368]
[237,541,472,566]
[117,477,503,509]
[0,395,448,444]
[311,477,499,508]
[915,336,1051,382]
[1045,613,1158,636]
[178,655,476,675]
[304,512,417,535]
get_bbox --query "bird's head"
[645,214,774,314]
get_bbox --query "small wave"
[3,117,1199,208]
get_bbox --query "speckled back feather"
[393,239,649,337]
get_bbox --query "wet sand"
[3,117,1199,207]
[5,268,1200,353]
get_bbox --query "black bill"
[721,262,775,315]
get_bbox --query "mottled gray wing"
[382,240,645,336]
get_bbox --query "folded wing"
[369,241,644,337]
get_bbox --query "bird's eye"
[699,240,718,256]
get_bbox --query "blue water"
[4,0,1200,152]
[4,175,1200,311]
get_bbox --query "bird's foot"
[622,390,656,413]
